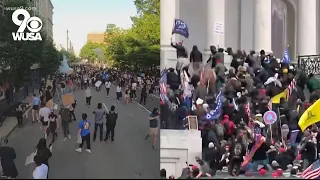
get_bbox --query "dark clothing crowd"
[160,44,320,179]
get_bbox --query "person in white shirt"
[131,82,137,100]
[33,155,48,179]
[85,87,92,107]
[39,105,51,139]
[116,85,122,102]
[105,80,111,97]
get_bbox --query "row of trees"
[0,0,63,88]
[79,0,160,71]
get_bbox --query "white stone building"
[160,0,320,69]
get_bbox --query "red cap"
[272,171,278,177]
[259,168,266,175]
[191,165,198,171]
[279,147,286,153]
[277,169,283,176]
[223,115,229,119]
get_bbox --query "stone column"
[253,0,272,53]
[205,0,225,61]
[160,0,177,70]
[297,0,317,55]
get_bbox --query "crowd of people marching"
[160,41,320,179]
[0,63,159,179]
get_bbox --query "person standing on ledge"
[171,39,189,84]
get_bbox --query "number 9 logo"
[12,9,42,33]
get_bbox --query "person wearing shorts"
[144,108,159,149]
[32,93,40,123]
[39,104,51,139]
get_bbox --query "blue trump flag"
[172,19,189,38]
[205,91,223,120]
[282,46,291,64]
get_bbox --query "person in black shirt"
[140,85,147,105]
[105,105,118,142]
[36,138,52,178]
[47,111,58,143]
[171,40,188,84]
[0,137,18,179]
[190,45,203,63]
[45,86,53,103]
[15,104,24,127]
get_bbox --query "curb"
[5,105,32,138]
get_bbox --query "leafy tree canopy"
[79,0,160,71]
[79,42,107,63]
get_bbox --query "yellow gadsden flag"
[271,89,288,104]
[298,99,320,131]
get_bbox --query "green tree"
[104,1,160,71]
[79,42,107,63]
[134,0,160,15]
[39,37,61,77]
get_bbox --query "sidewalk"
[0,88,38,138]
[0,108,32,138]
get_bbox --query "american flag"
[159,69,168,102]
[287,77,296,98]
[301,159,320,179]
[267,100,272,111]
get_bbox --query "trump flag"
[172,19,189,38]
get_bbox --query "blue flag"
[205,91,223,120]
[172,19,189,38]
[282,47,291,64]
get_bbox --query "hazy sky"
[52,0,137,55]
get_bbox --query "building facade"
[32,0,53,39]
[87,33,105,44]
[160,0,320,69]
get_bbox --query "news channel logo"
[11,9,42,41]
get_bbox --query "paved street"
[7,86,159,179]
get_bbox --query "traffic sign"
[263,111,277,125]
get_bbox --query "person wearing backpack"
[105,105,118,143]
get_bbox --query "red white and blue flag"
[159,69,168,103]
[301,159,320,179]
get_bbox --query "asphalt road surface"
[8,85,159,179]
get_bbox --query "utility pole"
[67,29,69,52]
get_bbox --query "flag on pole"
[172,19,189,38]
[298,98,320,131]
[245,102,251,118]
[282,46,291,64]
[287,77,297,98]
[205,91,223,120]
[267,100,272,111]
[232,98,238,111]
[301,159,320,179]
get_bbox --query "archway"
[271,0,296,60]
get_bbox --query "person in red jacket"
[220,115,236,141]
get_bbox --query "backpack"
[215,124,225,137]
